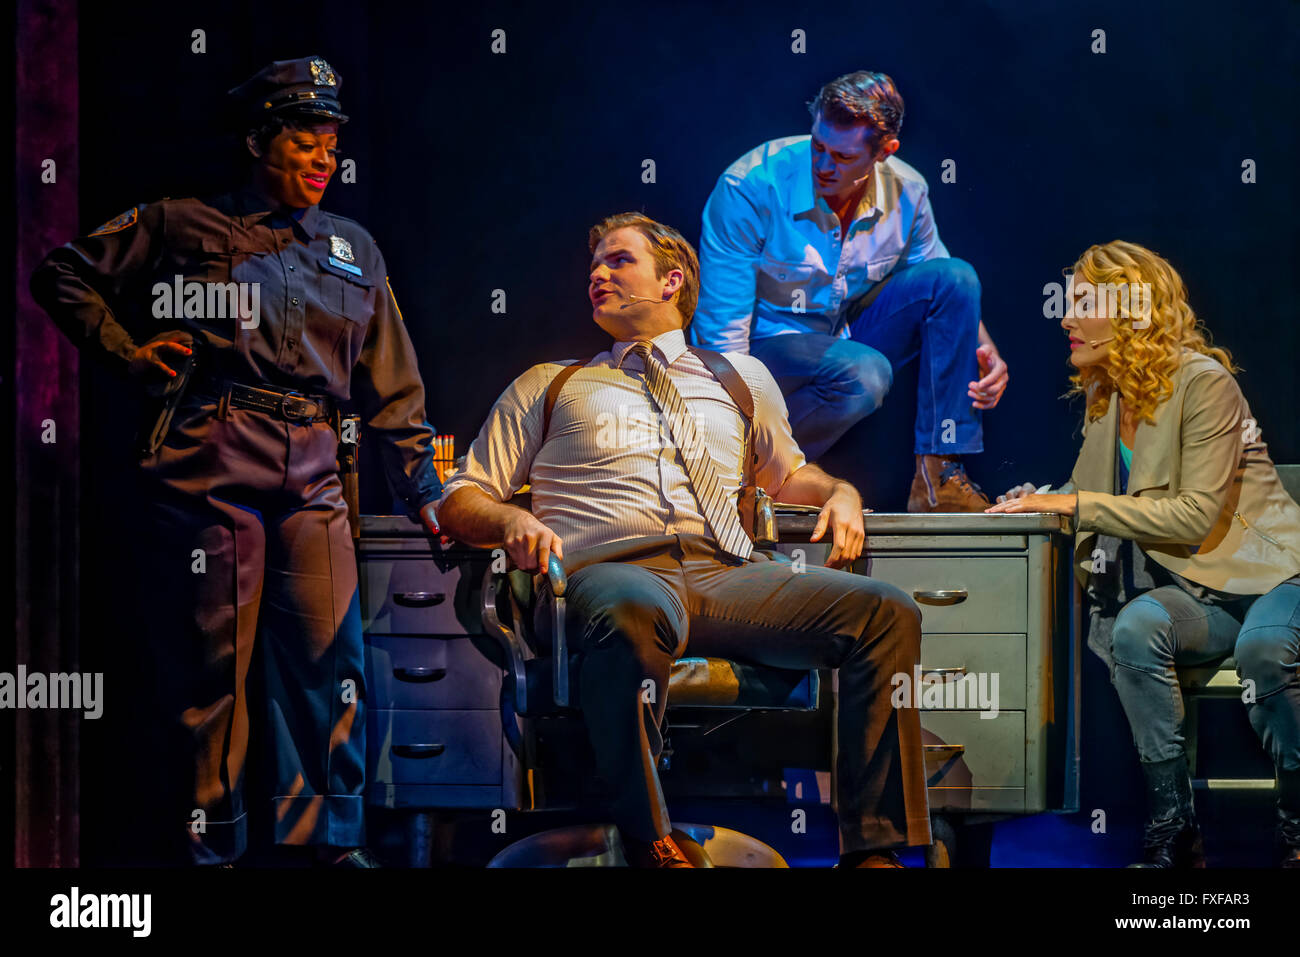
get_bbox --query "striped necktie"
[624,342,753,560]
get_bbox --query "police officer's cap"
[228,56,349,124]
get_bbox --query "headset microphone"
[619,294,668,310]
[1088,336,1116,347]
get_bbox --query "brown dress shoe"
[622,832,698,868]
[908,455,990,513]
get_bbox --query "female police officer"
[30,56,443,866]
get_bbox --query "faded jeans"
[1110,575,1300,770]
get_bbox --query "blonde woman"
[987,241,1300,868]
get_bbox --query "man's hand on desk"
[809,483,866,568]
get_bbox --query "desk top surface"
[361,511,1072,539]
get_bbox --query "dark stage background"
[50,0,1300,865]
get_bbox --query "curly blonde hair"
[1067,240,1237,424]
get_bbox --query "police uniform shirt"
[31,188,442,516]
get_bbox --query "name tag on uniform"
[328,256,363,276]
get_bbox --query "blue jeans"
[749,257,983,460]
[1110,575,1300,770]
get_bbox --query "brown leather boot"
[908,455,990,513]
[622,832,699,868]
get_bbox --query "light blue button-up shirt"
[690,135,949,354]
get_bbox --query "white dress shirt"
[437,328,807,553]
[690,135,950,354]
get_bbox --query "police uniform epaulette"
[320,210,376,243]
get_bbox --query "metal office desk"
[357,511,1079,865]
[771,511,1079,863]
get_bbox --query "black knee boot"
[1128,754,1205,868]
[1277,768,1300,868]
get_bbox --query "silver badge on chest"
[329,235,355,263]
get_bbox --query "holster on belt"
[135,330,199,459]
[335,411,362,539]
[738,484,777,548]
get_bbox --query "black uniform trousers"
[532,533,932,853]
[135,392,365,864]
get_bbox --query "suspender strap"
[687,345,758,487]
[686,346,754,417]
[541,348,759,484]
[542,359,591,439]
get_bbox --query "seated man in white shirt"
[435,212,930,868]
[690,70,1009,512]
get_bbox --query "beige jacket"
[1064,349,1300,594]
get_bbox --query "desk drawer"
[865,556,1026,634]
[365,635,501,710]
[918,633,1025,711]
[368,709,503,786]
[921,710,1024,791]
[361,559,469,635]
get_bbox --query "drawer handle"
[923,666,967,678]
[912,589,968,606]
[392,743,445,759]
[393,591,446,608]
[394,667,447,683]
[924,744,966,755]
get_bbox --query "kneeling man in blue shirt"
[690,71,1009,512]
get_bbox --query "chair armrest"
[479,565,531,715]
[544,554,570,706]
[479,555,572,711]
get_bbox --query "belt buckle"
[280,391,318,422]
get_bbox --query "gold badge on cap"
[330,235,355,263]
[310,58,337,87]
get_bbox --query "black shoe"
[1128,754,1206,868]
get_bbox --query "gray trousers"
[532,533,932,853]
[1110,574,1300,770]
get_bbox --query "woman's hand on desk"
[418,501,453,544]
[995,482,1039,504]
[984,492,1077,516]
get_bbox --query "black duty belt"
[219,381,336,423]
